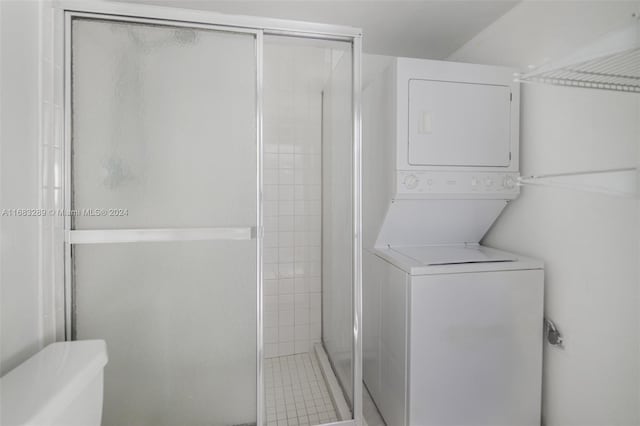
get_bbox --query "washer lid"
[391,245,517,266]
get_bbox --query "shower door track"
[51,2,363,425]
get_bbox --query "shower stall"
[45,2,362,426]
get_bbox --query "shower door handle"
[66,227,255,244]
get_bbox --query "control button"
[471,177,479,187]
[404,174,419,190]
[484,178,493,187]
[426,179,433,186]
[503,175,516,189]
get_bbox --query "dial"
[403,174,419,190]
[503,175,516,189]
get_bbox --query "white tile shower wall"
[263,42,327,358]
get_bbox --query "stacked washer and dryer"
[363,58,544,426]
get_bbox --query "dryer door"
[408,79,511,167]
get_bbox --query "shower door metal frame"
[51,2,363,425]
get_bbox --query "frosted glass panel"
[74,241,257,426]
[71,18,256,229]
[70,17,258,426]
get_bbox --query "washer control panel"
[397,171,520,198]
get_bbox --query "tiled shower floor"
[265,353,338,426]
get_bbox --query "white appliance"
[0,340,108,426]
[363,57,544,426]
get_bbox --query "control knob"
[503,175,517,189]
[403,174,419,190]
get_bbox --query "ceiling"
[120,1,520,59]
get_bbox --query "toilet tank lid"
[0,340,108,426]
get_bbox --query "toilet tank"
[0,340,108,426]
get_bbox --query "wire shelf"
[521,47,640,92]
[518,15,640,93]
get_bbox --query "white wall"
[0,0,45,376]
[450,2,640,425]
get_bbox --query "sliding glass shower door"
[68,17,259,426]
